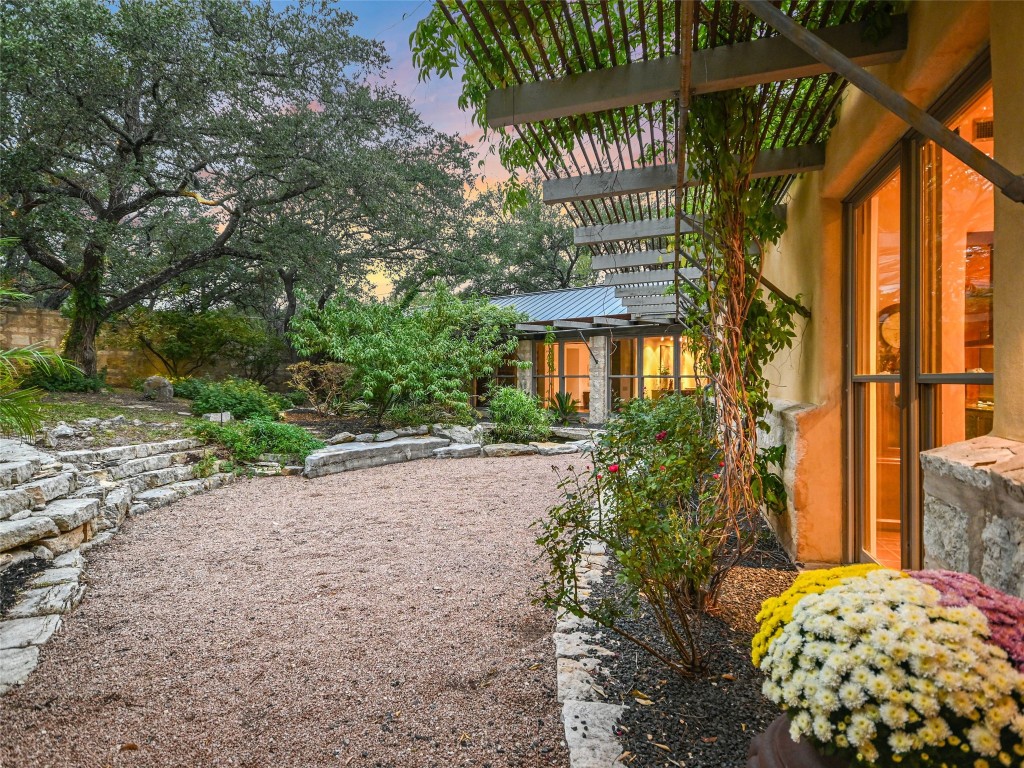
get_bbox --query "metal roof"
[489,285,628,324]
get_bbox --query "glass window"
[642,335,677,400]
[854,170,902,375]
[933,384,994,446]
[921,85,994,374]
[860,382,903,569]
[534,340,590,412]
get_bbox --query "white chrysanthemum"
[967,723,1001,756]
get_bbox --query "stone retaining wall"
[921,436,1024,598]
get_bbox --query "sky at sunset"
[332,0,509,184]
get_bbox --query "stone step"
[17,472,77,510]
[58,438,204,468]
[32,497,100,533]
[0,489,33,521]
[0,516,59,553]
[0,460,35,489]
[303,436,450,479]
[82,450,202,482]
[0,441,58,473]
[123,464,197,494]
[133,472,235,509]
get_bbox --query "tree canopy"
[1,0,474,372]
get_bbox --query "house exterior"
[756,2,1023,592]
[468,1,1024,594]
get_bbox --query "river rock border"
[553,539,627,767]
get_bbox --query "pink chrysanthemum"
[911,569,1024,670]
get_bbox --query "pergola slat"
[591,316,634,326]
[574,216,698,245]
[614,285,672,298]
[543,143,825,203]
[592,249,673,270]
[603,266,700,285]
[485,15,907,128]
[552,320,594,329]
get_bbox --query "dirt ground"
[0,455,581,768]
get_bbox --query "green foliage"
[384,401,474,429]
[192,451,218,479]
[190,418,323,463]
[108,309,286,381]
[21,364,107,393]
[488,386,550,443]
[290,287,524,425]
[2,0,474,374]
[536,394,727,677]
[168,377,208,401]
[548,391,580,426]
[190,378,283,421]
[286,361,352,416]
[754,443,789,516]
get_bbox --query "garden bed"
[38,390,194,450]
[589,527,797,767]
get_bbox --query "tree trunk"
[62,244,107,376]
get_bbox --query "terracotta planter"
[747,715,850,768]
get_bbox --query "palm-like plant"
[0,286,78,436]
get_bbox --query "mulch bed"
[0,557,47,618]
[588,527,797,767]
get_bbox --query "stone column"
[516,339,533,393]
[588,335,608,424]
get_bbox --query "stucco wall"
[991,1,1024,441]
[760,0,995,564]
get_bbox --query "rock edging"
[553,539,627,767]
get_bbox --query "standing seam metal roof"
[488,285,628,323]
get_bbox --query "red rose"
[718,461,725,467]
[656,430,668,441]
[608,464,619,473]
[713,473,720,480]
[659,465,666,471]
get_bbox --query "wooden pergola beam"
[544,144,826,204]
[515,323,549,333]
[615,285,672,298]
[738,0,1024,203]
[592,316,634,326]
[552,320,593,330]
[486,16,907,128]
[574,216,698,245]
[603,266,700,286]
[592,250,673,270]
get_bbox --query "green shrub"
[190,417,323,463]
[385,400,475,429]
[191,377,283,420]
[286,361,350,415]
[289,287,524,425]
[21,364,107,393]
[536,393,729,677]
[488,386,550,443]
[547,391,580,426]
[169,376,209,401]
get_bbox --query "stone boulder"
[142,376,174,402]
[326,432,356,445]
[432,425,479,444]
[530,441,579,456]
[482,443,539,458]
[373,431,399,442]
[433,444,482,459]
[48,424,75,439]
[202,412,233,424]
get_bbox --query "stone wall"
[0,306,159,386]
[921,436,1024,598]
[587,335,608,425]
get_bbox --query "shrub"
[191,377,283,420]
[169,376,209,401]
[547,391,580,426]
[536,393,730,677]
[289,287,524,425]
[385,400,475,429]
[488,386,550,442]
[21,364,107,393]
[190,417,323,463]
[286,361,351,415]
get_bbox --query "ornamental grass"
[755,567,1024,768]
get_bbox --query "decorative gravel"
[0,456,574,768]
[589,533,797,767]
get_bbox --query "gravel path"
[0,456,577,768]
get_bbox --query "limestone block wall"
[921,437,1024,598]
[516,339,533,392]
[0,307,158,386]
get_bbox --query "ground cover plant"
[190,418,323,464]
[289,287,523,426]
[489,386,551,443]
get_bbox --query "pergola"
[435,0,1024,324]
